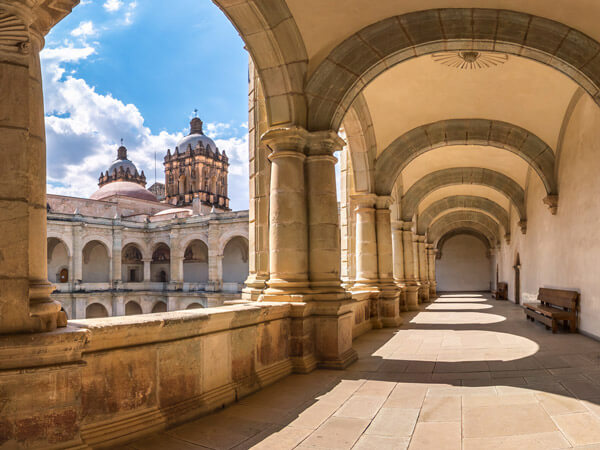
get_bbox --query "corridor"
[116,294,600,449]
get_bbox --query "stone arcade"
[5,1,600,448]
[46,121,248,319]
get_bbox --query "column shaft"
[402,226,419,311]
[392,223,407,311]
[417,237,430,303]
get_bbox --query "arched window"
[151,301,167,313]
[183,240,209,283]
[122,243,143,282]
[82,240,110,283]
[223,236,249,286]
[86,303,109,319]
[125,301,142,315]
[151,244,170,282]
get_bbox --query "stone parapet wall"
[0,303,293,448]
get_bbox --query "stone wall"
[497,93,600,338]
[0,303,293,448]
[436,234,492,292]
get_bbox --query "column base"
[318,347,358,370]
[419,282,431,303]
[242,275,267,301]
[405,285,420,311]
[28,280,67,332]
[429,282,437,299]
[262,279,311,301]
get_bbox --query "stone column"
[207,222,222,292]
[427,245,437,298]
[0,9,65,332]
[351,194,381,328]
[243,60,269,300]
[402,224,420,311]
[391,222,407,312]
[112,295,125,317]
[142,258,151,283]
[375,197,402,327]
[305,131,346,297]
[262,127,309,300]
[417,235,430,303]
[112,227,122,288]
[169,229,183,290]
[72,224,83,285]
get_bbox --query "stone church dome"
[90,181,158,202]
[107,146,139,175]
[175,117,218,152]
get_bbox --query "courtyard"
[115,294,600,450]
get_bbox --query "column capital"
[262,126,309,156]
[375,195,393,210]
[351,193,377,209]
[306,130,346,157]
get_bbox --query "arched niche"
[184,240,209,283]
[86,303,109,319]
[223,236,249,286]
[151,301,167,313]
[125,301,142,316]
[151,243,170,282]
[186,303,203,310]
[122,243,143,282]
[47,237,70,283]
[82,240,110,283]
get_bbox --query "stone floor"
[115,293,600,449]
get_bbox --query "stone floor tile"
[462,393,537,407]
[384,384,427,409]
[237,426,313,450]
[563,380,600,399]
[462,431,571,450]
[166,419,257,449]
[463,403,557,438]
[537,392,588,415]
[288,401,340,429]
[364,407,419,437]
[299,416,370,449]
[334,395,386,419]
[404,361,435,373]
[352,434,410,450]
[408,422,461,450]
[553,412,600,446]
[354,379,396,397]
[419,396,461,422]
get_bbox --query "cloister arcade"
[5,0,600,448]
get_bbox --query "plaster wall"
[184,262,209,283]
[497,94,600,337]
[82,243,110,283]
[48,241,69,283]
[436,235,491,292]
[223,241,249,283]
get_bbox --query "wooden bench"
[524,288,579,333]
[494,282,508,300]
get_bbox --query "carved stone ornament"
[0,10,30,54]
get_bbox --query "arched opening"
[151,244,170,282]
[82,240,110,283]
[47,237,70,283]
[125,301,143,316]
[86,303,109,319]
[122,244,144,282]
[183,240,209,283]
[436,234,492,292]
[186,303,203,310]
[222,236,249,288]
[151,301,167,313]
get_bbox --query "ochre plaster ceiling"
[363,55,578,155]
[418,186,511,214]
[400,146,529,192]
[285,0,600,75]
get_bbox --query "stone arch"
[401,168,525,222]
[81,235,112,258]
[429,211,501,243]
[125,301,142,316]
[376,119,557,196]
[82,240,110,283]
[212,0,308,127]
[222,236,249,285]
[86,303,109,319]
[417,195,509,235]
[343,93,376,193]
[151,301,167,313]
[121,238,149,259]
[306,9,600,131]
[430,221,500,249]
[151,242,170,282]
[121,243,144,282]
[47,237,70,283]
[183,239,209,283]
[436,228,492,259]
[186,303,203,310]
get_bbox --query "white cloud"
[70,21,97,37]
[124,2,137,25]
[103,0,123,12]
[42,42,249,211]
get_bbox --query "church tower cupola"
[97,143,147,188]
[163,116,230,212]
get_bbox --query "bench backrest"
[538,288,579,310]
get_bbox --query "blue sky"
[42,0,250,210]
